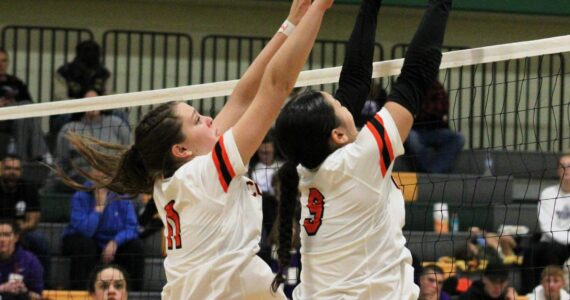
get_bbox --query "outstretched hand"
[287,0,311,25]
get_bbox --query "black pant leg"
[62,234,99,290]
[114,239,145,291]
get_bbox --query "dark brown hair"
[87,264,130,294]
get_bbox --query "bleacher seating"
[395,150,560,179]
[39,192,72,223]
[401,149,556,284]
[405,202,539,233]
[405,231,472,262]
[33,149,557,294]
[414,173,514,204]
[36,223,166,291]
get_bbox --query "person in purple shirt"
[419,265,451,300]
[62,169,144,291]
[0,219,43,300]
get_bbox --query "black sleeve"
[334,0,382,121]
[387,0,452,117]
[442,276,458,295]
[19,84,33,102]
[138,198,158,226]
[25,184,40,212]
[17,79,33,102]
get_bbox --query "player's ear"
[330,127,349,146]
[171,143,193,159]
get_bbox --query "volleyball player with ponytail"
[272,0,452,298]
[56,0,334,298]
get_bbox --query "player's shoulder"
[177,155,209,175]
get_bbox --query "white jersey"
[154,130,286,300]
[292,108,419,300]
[527,285,570,300]
[538,184,570,245]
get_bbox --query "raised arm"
[212,0,311,134]
[334,0,382,120]
[233,0,333,164]
[385,0,451,141]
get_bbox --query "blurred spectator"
[356,83,387,128]
[530,153,570,287]
[0,87,50,163]
[135,194,162,240]
[0,219,43,300]
[441,244,477,296]
[0,155,50,284]
[61,170,144,291]
[50,40,115,146]
[469,226,518,261]
[54,41,111,101]
[443,237,503,297]
[257,175,279,266]
[87,264,129,300]
[406,80,464,173]
[459,230,502,265]
[53,90,130,192]
[248,130,282,264]
[419,265,451,300]
[526,265,569,300]
[0,48,33,102]
[248,129,282,196]
[458,259,517,300]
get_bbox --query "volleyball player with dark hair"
[56,0,334,298]
[272,0,452,298]
[87,264,130,300]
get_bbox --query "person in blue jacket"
[62,169,144,291]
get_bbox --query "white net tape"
[1,35,569,121]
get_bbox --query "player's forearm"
[233,1,331,163]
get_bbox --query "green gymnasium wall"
[271,0,570,16]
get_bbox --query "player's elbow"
[264,70,296,99]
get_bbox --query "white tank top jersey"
[153,129,286,300]
[292,108,419,300]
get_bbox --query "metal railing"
[391,44,568,152]
[1,25,567,152]
[199,34,384,116]
[102,29,193,121]
[1,26,94,102]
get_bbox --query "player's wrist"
[277,20,296,37]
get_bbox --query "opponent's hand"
[287,0,311,25]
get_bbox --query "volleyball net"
[1,34,570,295]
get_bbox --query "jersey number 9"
[304,188,325,236]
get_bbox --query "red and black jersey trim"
[212,135,236,192]
[365,114,395,176]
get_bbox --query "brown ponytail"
[53,101,184,195]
